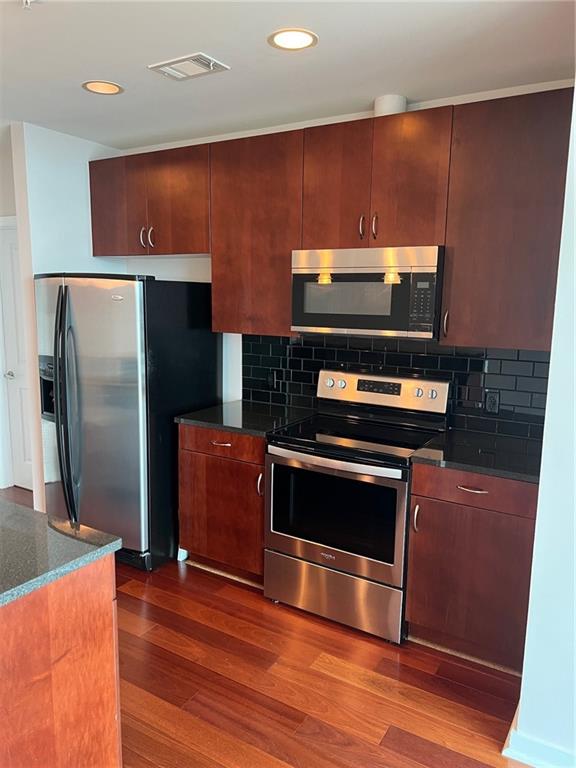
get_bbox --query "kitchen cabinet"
[441,88,573,350]
[370,106,453,247]
[1,555,121,766]
[210,130,304,335]
[407,465,537,670]
[302,119,374,249]
[301,107,452,250]
[89,145,210,257]
[178,425,265,579]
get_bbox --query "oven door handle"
[267,445,404,480]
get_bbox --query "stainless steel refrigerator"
[35,274,221,569]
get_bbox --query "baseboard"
[504,728,575,767]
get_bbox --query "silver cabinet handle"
[413,503,420,532]
[211,440,232,447]
[4,370,14,379]
[371,212,378,239]
[457,485,489,495]
[257,472,264,497]
[358,215,366,240]
[442,310,449,337]
[147,227,155,248]
[139,227,146,248]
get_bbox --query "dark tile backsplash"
[242,334,549,439]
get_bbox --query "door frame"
[0,215,33,489]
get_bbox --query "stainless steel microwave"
[291,246,444,339]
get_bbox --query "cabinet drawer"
[179,424,265,464]
[411,463,538,518]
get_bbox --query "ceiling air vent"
[148,53,230,81]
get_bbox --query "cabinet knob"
[358,215,366,240]
[257,472,264,497]
[211,440,232,448]
[457,485,488,495]
[371,212,378,240]
[139,227,146,249]
[413,503,420,532]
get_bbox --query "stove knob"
[337,379,347,389]
[325,377,335,389]
[414,387,424,398]
[429,389,438,400]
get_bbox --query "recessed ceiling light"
[82,81,124,95]
[267,28,319,51]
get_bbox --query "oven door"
[265,447,408,588]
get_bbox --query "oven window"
[272,463,397,564]
[304,282,392,316]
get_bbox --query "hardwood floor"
[2,486,524,767]
[0,485,33,506]
[116,561,526,768]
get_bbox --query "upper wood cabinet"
[302,120,374,249]
[370,107,453,247]
[441,89,573,350]
[89,145,210,257]
[301,107,452,250]
[210,130,304,335]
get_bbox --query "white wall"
[504,102,575,768]
[0,123,16,217]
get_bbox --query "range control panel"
[317,370,449,415]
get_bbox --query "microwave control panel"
[408,275,436,330]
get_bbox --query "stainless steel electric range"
[264,368,449,643]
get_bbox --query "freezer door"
[34,276,69,520]
[64,276,148,552]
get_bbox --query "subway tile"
[468,359,485,372]
[373,338,399,352]
[483,359,501,374]
[251,342,272,355]
[291,370,314,384]
[270,392,288,405]
[519,350,550,362]
[313,347,337,361]
[291,394,315,409]
[531,393,547,409]
[501,360,534,376]
[465,416,498,433]
[270,344,287,357]
[516,376,547,393]
[398,340,427,354]
[497,421,530,437]
[324,335,349,349]
[336,349,361,363]
[290,346,313,359]
[454,347,485,357]
[484,374,516,390]
[386,353,412,367]
[288,358,302,370]
[533,362,550,377]
[348,337,373,351]
[303,334,323,347]
[411,355,439,370]
[500,391,531,407]
[514,406,546,420]
[360,351,384,365]
[252,390,271,403]
[427,342,453,354]
[529,423,544,440]
[439,356,468,372]
[487,348,518,360]
[302,359,325,373]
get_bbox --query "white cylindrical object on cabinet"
[374,94,408,116]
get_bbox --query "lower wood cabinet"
[407,468,537,671]
[179,447,265,578]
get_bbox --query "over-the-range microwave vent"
[148,52,230,81]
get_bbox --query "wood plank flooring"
[116,561,526,768]
[0,489,525,767]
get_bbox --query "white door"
[0,221,32,489]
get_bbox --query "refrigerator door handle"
[54,285,77,524]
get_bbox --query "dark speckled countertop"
[175,400,313,437]
[0,500,121,607]
[412,428,542,484]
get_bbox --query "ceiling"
[0,1,574,149]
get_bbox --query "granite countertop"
[412,428,542,484]
[175,400,314,437]
[0,500,121,607]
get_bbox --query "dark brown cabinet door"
[210,131,304,335]
[302,120,373,249]
[442,89,573,350]
[90,155,149,256]
[369,107,452,247]
[146,145,210,255]
[179,451,264,577]
[407,495,535,670]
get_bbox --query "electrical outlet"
[485,390,500,414]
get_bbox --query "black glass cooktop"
[269,414,441,467]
